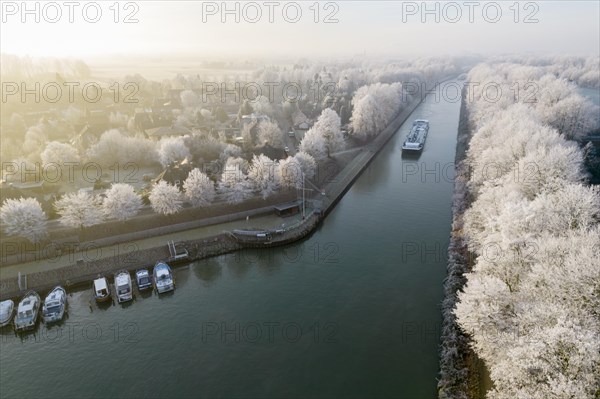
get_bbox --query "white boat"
[42,286,67,324]
[153,262,175,294]
[14,291,41,332]
[0,300,15,327]
[402,119,429,151]
[135,269,152,291]
[93,277,112,303]
[114,271,133,303]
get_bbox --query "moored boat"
[0,300,15,327]
[114,271,133,303]
[402,119,429,152]
[14,291,41,332]
[135,269,152,291]
[153,262,175,294]
[93,277,112,303]
[42,286,67,324]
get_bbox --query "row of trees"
[350,82,407,138]
[0,151,317,242]
[467,63,599,141]
[487,55,600,89]
[297,80,412,160]
[450,64,600,398]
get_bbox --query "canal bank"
[437,84,487,399]
[0,90,425,300]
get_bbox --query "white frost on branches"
[257,120,284,148]
[451,61,600,399]
[54,190,105,228]
[87,129,158,166]
[158,136,191,167]
[247,154,280,199]
[0,197,48,243]
[183,168,216,207]
[41,141,80,165]
[217,158,253,204]
[102,183,143,221]
[299,128,328,159]
[278,156,303,189]
[299,109,344,158]
[149,181,183,215]
[350,82,404,138]
[293,151,317,180]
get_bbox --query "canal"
[0,79,463,399]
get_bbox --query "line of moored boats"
[0,261,175,332]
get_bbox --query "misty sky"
[2,1,599,59]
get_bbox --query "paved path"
[0,211,304,279]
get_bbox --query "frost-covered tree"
[183,168,215,207]
[257,120,284,148]
[299,108,345,158]
[180,89,199,108]
[102,183,143,221]
[149,181,183,215]
[294,151,317,180]
[251,95,274,116]
[219,144,243,163]
[40,141,80,165]
[54,190,105,229]
[158,136,191,167]
[247,154,280,199]
[217,163,253,204]
[0,197,48,243]
[185,132,226,162]
[299,128,327,159]
[22,124,48,162]
[452,60,600,399]
[87,129,158,166]
[279,156,303,188]
[350,94,380,138]
[455,229,600,399]
[312,108,344,156]
[351,82,403,138]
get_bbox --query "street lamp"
[299,171,314,219]
[302,171,306,218]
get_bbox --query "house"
[152,158,194,188]
[70,125,101,150]
[145,125,192,140]
[240,113,270,129]
[291,109,312,130]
